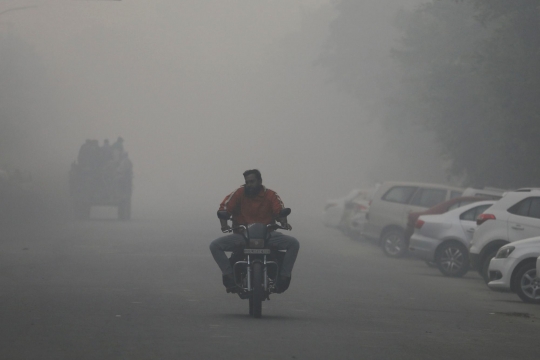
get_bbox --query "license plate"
[244,249,271,255]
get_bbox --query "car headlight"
[495,246,515,259]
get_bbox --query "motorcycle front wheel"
[251,262,264,318]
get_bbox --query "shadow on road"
[216,313,307,321]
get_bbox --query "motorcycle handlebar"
[221,223,290,233]
[222,225,247,233]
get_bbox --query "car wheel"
[514,262,540,304]
[436,242,469,277]
[481,250,498,284]
[381,229,407,258]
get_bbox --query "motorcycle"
[217,208,292,318]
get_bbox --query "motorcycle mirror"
[279,208,291,218]
[217,211,231,220]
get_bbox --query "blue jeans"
[209,231,300,277]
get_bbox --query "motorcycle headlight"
[496,246,515,259]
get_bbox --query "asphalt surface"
[1,214,539,360]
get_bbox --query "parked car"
[362,181,463,257]
[469,189,540,283]
[347,209,370,237]
[537,255,540,283]
[323,187,377,235]
[341,197,371,237]
[404,196,491,246]
[323,189,359,229]
[461,187,505,200]
[487,237,540,304]
[409,200,495,277]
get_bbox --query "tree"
[319,0,450,184]
[323,0,540,188]
[467,0,540,187]
[390,1,501,187]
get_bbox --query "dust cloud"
[0,0,436,225]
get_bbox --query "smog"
[2,1,537,359]
[0,0,437,227]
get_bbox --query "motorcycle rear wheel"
[251,262,264,318]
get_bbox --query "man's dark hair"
[243,169,262,181]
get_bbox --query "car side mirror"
[217,211,231,220]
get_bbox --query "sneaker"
[275,275,291,293]
[222,273,237,290]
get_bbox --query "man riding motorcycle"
[209,169,299,293]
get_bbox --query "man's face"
[244,174,262,197]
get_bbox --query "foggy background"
[0,0,443,223]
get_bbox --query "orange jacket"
[219,186,285,226]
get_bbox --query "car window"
[508,198,532,216]
[477,194,503,200]
[460,204,491,221]
[382,186,417,204]
[447,200,475,212]
[528,198,540,219]
[410,188,447,207]
[447,202,461,211]
[451,191,463,199]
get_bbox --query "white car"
[409,201,495,277]
[323,188,376,235]
[488,237,540,304]
[461,187,505,200]
[347,210,370,236]
[363,181,463,257]
[469,189,540,283]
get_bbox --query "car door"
[406,187,448,222]
[368,186,418,235]
[507,197,540,242]
[459,204,493,244]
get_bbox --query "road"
[1,214,539,360]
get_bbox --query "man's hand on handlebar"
[281,223,292,231]
[220,218,232,233]
[276,216,292,231]
[274,217,291,230]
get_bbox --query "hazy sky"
[1,0,435,219]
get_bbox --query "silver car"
[409,200,495,277]
[362,181,463,257]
